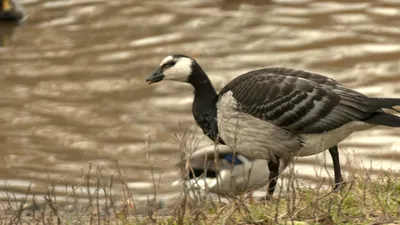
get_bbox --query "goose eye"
[167,61,176,67]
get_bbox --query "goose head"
[174,145,273,196]
[146,54,195,84]
[0,0,24,22]
[146,54,213,89]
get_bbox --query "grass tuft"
[1,133,399,225]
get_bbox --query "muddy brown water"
[1,0,400,209]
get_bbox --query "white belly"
[297,121,375,156]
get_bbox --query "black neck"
[189,61,221,143]
[189,62,217,100]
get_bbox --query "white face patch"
[160,55,173,66]
[163,57,193,82]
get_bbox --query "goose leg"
[266,159,280,199]
[329,145,344,191]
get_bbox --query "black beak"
[145,67,164,85]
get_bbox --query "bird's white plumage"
[210,159,271,195]
[217,91,301,161]
[161,57,193,82]
[160,55,173,66]
[298,121,374,156]
[217,91,375,160]
[173,145,275,196]
[179,160,271,196]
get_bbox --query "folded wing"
[219,67,380,133]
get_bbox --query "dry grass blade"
[1,138,400,225]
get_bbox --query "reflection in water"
[0,23,18,46]
[0,0,399,212]
[0,0,25,47]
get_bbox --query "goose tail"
[363,98,400,127]
[370,98,400,111]
[363,112,400,127]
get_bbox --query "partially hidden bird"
[0,0,24,22]
[173,144,286,196]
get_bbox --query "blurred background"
[1,0,400,210]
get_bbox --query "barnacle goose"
[146,54,400,196]
[0,0,24,22]
[173,145,286,196]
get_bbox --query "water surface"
[1,0,400,209]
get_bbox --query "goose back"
[218,67,378,134]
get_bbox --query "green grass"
[119,172,400,225]
[1,147,400,225]
[3,166,399,225]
